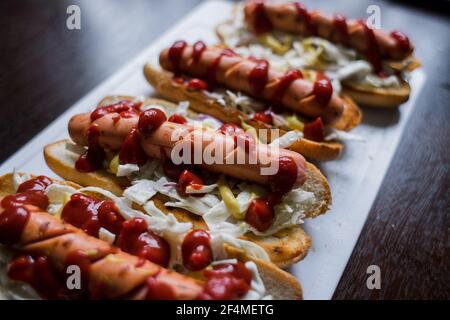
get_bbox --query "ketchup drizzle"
[75,124,106,173]
[251,0,273,34]
[358,20,382,74]
[249,59,269,95]
[168,40,187,74]
[271,69,303,106]
[192,40,207,63]
[294,2,316,35]
[333,14,349,43]
[206,48,235,87]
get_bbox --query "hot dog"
[0,203,202,300]
[244,0,413,62]
[68,108,308,188]
[159,42,344,124]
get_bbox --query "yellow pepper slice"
[109,154,119,174]
[260,34,293,55]
[285,114,304,131]
[218,175,244,220]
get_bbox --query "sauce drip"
[75,124,106,172]
[206,48,235,87]
[251,0,273,34]
[390,31,411,55]
[168,40,187,74]
[192,40,207,63]
[119,128,147,166]
[61,193,124,237]
[199,262,252,300]
[294,2,316,35]
[176,170,205,197]
[303,117,325,142]
[117,217,170,267]
[138,108,167,136]
[90,100,142,122]
[359,20,382,74]
[272,69,303,106]
[333,14,349,43]
[245,198,274,232]
[181,229,212,271]
[249,59,269,95]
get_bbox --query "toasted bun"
[0,173,302,300]
[144,64,357,161]
[342,80,411,108]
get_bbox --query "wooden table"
[1,0,449,299]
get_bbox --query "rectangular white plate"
[0,0,425,299]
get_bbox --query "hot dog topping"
[251,0,273,34]
[181,229,213,271]
[268,156,298,197]
[116,217,171,267]
[61,193,125,237]
[186,78,209,91]
[313,77,333,107]
[245,198,275,232]
[0,176,52,244]
[199,261,252,299]
[333,13,349,43]
[249,58,269,95]
[138,108,167,136]
[303,117,325,142]
[167,113,188,125]
[119,128,147,166]
[206,48,236,87]
[192,40,207,63]
[75,124,105,172]
[90,100,142,122]
[168,40,187,74]
[176,170,205,197]
[271,68,303,106]
[390,30,411,55]
[293,1,316,35]
[358,20,382,74]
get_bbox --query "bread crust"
[144,64,356,161]
[0,173,302,299]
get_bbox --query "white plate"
[0,0,425,300]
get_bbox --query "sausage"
[244,1,413,61]
[0,203,203,299]
[159,44,344,124]
[69,111,307,187]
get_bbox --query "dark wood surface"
[1,0,449,299]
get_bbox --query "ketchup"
[251,0,273,34]
[168,113,188,125]
[61,193,124,237]
[0,176,53,244]
[117,218,170,267]
[138,108,167,135]
[359,20,382,74]
[272,69,303,107]
[249,59,269,95]
[90,100,142,122]
[333,14,349,43]
[294,2,316,35]
[181,229,212,271]
[303,117,325,142]
[245,198,274,232]
[268,156,298,197]
[75,124,106,173]
[8,254,66,299]
[17,175,52,193]
[186,78,208,91]
[192,40,207,63]
[390,31,411,55]
[176,170,205,197]
[206,48,235,87]
[253,110,273,124]
[168,40,187,74]
[119,128,147,166]
[0,205,30,244]
[1,191,49,211]
[145,277,176,300]
[199,262,252,300]
[313,77,333,107]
